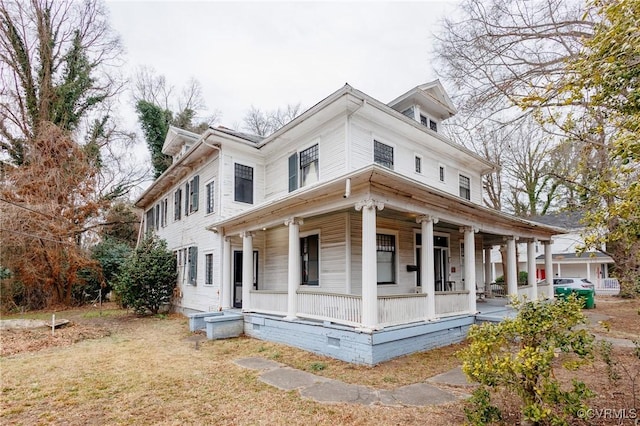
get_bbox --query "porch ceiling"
[208,165,567,241]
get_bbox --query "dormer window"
[419,115,438,132]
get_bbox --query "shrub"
[114,234,177,315]
[459,295,595,425]
[75,238,133,304]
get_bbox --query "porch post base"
[283,315,298,321]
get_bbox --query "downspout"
[136,210,145,247]
[344,98,367,193]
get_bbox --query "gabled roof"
[530,211,585,231]
[387,79,457,118]
[162,126,201,156]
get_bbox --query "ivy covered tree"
[135,100,172,178]
[114,234,177,315]
[132,68,219,177]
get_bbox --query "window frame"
[234,163,254,204]
[459,174,471,200]
[373,140,394,170]
[414,154,423,174]
[376,230,398,285]
[205,180,215,214]
[204,253,213,286]
[174,188,182,221]
[299,143,319,188]
[439,164,446,183]
[187,246,198,285]
[300,231,320,286]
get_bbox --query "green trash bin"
[582,289,596,309]
[554,287,595,309]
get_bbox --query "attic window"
[429,119,438,132]
[420,115,428,126]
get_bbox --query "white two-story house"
[135,81,564,365]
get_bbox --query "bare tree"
[434,0,594,123]
[132,67,220,132]
[242,103,302,136]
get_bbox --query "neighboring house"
[489,212,619,295]
[135,81,565,365]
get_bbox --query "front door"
[233,250,259,309]
[233,251,243,308]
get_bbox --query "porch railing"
[250,289,472,328]
[435,291,469,316]
[595,278,620,294]
[378,293,428,327]
[297,291,362,326]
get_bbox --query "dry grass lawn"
[1,296,638,425]
[1,307,466,425]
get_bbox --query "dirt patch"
[588,296,640,340]
[0,322,111,357]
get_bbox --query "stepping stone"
[259,367,328,391]
[427,366,477,387]
[300,380,379,405]
[389,382,459,406]
[234,357,283,371]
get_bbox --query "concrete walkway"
[234,357,476,407]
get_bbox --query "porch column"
[462,226,477,313]
[221,236,232,309]
[484,246,493,297]
[285,217,303,320]
[356,199,384,330]
[241,231,254,312]
[527,240,538,300]
[506,236,518,297]
[417,215,438,320]
[543,240,554,300]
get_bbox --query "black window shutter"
[288,153,298,192]
[185,181,190,216]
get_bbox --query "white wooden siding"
[263,118,345,200]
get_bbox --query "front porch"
[209,166,562,364]
[243,296,514,365]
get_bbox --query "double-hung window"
[459,174,471,200]
[288,144,319,192]
[145,208,155,234]
[205,253,213,285]
[206,181,215,214]
[174,188,182,221]
[299,144,319,187]
[374,140,394,169]
[234,164,253,204]
[376,233,396,284]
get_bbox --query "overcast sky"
[106,0,459,130]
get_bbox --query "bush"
[114,234,177,315]
[459,295,595,425]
